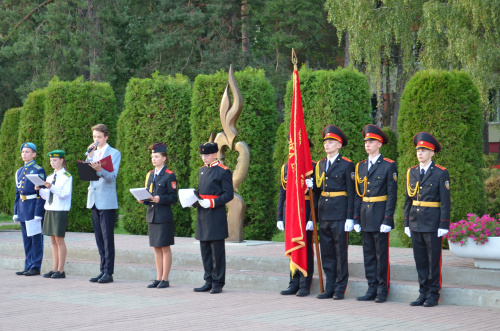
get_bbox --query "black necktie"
[420,168,425,182]
[49,174,57,205]
[367,161,373,175]
[326,160,332,172]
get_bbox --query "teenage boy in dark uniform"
[404,132,450,308]
[314,125,355,300]
[193,142,234,294]
[277,138,317,297]
[14,142,46,276]
[354,124,398,303]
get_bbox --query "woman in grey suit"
[138,143,178,288]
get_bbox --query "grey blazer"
[86,145,121,210]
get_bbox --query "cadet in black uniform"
[14,142,46,276]
[193,142,234,294]
[138,143,178,289]
[314,125,355,300]
[354,125,397,303]
[404,132,450,307]
[277,138,317,297]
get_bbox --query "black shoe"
[375,295,387,303]
[296,288,310,297]
[194,283,212,292]
[409,295,427,306]
[357,293,377,301]
[24,268,40,276]
[16,270,28,276]
[316,292,334,299]
[210,287,223,294]
[423,298,438,307]
[51,271,66,279]
[147,280,161,288]
[89,272,104,283]
[333,292,345,300]
[43,271,56,278]
[157,280,169,288]
[280,287,299,295]
[98,274,113,283]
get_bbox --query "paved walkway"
[1,268,498,330]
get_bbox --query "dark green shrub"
[396,69,484,247]
[381,126,398,162]
[44,77,117,232]
[0,108,22,213]
[274,66,372,245]
[189,67,279,240]
[117,72,192,236]
[18,89,47,167]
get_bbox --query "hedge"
[396,69,484,247]
[273,66,372,245]
[44,77,117,232]
[189,67,279,240]
[117,72,192,236]
[0,108,22,214]
[381,126,398,162]
[18,89,47,168]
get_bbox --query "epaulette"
[342,156,352,163]
[165,168,173,174]
[357,159,367,165]
[435,164,447,170]
[384,158,395,163]
[63,171,71,177]
[218,164,229,170]
[408,165,418,171]
[318,157,326,162]
[148,170,154,173]
[33,164,42,169]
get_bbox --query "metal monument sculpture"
[209,65,249,242]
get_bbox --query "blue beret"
[20,142,37,152]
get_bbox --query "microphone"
[85,142,98,156]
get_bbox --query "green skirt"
[42,210,69,237]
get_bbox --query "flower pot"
[449,237,500,269]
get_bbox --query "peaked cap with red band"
[413,132,441,153]
[362,124,388,145]
[322,125,348,147]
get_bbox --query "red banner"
[285,69,313,277]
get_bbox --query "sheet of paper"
[179,188,199,208]
[129,188,154,201]
[25,219,42,237]
[26,174,45,186]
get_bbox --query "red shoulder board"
[435,164,447,170]
[148,170,154,173]
[318,157,326,162]
[218,164,229,170]
[407,165,418,171]
[342,156,352,163]
[384,158,395,163]
[164,168,173,174]
[357,159,367,165]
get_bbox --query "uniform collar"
[154,166,165,176]
[327,153,339,164]
[208,160,219,168]
[368,154,381,164]
[419,161,433,173]
[24,160,35,167]
[53,168,66,175]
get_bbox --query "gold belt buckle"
[21,195,26,202]
[414,201,421,206]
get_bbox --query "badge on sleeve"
[393,173,397,181]
[171,181,177,189]
[445,180,450,190]
[351,172,355,181]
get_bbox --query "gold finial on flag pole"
[292,48,298,71]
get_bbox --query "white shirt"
[92,143,109,161]
[419,162,432,175]
[326,153,339,170]
[39,168,73,211]
[368,154,381,170]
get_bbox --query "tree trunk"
[343,29,350,67]
[86,0,102,81]
[241,0,250,55]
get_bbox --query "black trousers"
[288,229,314,290]
[200,239,226,287]
[91,206,116,275]
[319,220,349,294]
[411,231,443,301]
[362,231,390,296]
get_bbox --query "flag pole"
[292,49,324,294]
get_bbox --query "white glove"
[198,199,211,209]
[34,216,42,221]
[380,224,392,233]
[353,224,361,232]
[404,227,411,237]
[305,178,313,188]
[13,215,18,222]
[306,221,313,231]
[344,219,354,232]
[277,221,284,231]
[437,228,449,237]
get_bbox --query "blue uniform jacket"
[14,161,46,221]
